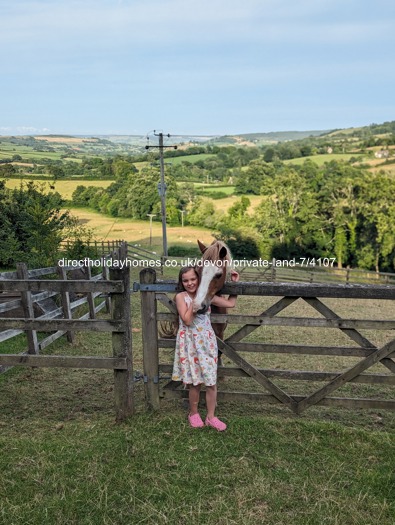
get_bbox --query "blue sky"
[1,0,395,136]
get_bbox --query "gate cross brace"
[217,337,298,412]
[303,297,395,374]
[296,338,395,414]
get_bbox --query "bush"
[196,190,228,199]
[168,244,200,257]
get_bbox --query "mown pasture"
[284,153,365,166]
[64,207,215,248]
[1,178,114,200]
[1,276,394,525]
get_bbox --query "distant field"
[195,184,235,195]
[67,207,214,248]
[369,164,395,176]
[0,147,64,161]
[284,153,365,166]
[134,153,216,170]
[213,194,263,212]
[34,136,97,144]
[163,153,215,165]
[1,178,113,199]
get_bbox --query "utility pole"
[180,209,186,227]
[145,131,177,258]
[146,213,156,246]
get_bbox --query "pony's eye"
[215,272,222,278]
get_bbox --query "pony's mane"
[201,240,232,279]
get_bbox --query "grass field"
[134,153,216,171]
[162,153,216,165]
[67,207,215,248]
[196,184,235,195]
[1,277,395,524]
[284,153,365,166]
[1,178,114,200]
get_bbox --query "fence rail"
[127,244,395,285]
[138,269,395,414]
[0,242,133,421]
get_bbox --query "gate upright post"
[140,268,160,410]
[110,242,134,421]
[16,263,39,355]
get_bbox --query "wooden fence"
[60,239,124,257]
[127,244,395,285]
[0,242,133,421]
[137,268,395,414]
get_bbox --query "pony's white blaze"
[193,263,223,312]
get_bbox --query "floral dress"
[172,292,218,386]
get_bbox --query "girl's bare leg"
[205,385,217,419]
[189,384,201,415]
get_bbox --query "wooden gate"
[137,268,395,414]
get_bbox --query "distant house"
[374,149,390,159]
[326,147,333,154]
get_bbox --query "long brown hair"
[159,266,199,338]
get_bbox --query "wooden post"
[84,265,96,319]
[16,263,39,355]
[57,265,75,343]
[102,263,111,313]
[140,268,160,409]
[271,262,276,282]
[110,242,133,421]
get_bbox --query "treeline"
[221,160,395,272]
[5,156,139,180]
[0,181,92,268]
[71,159,395,271]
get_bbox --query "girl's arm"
[211,295,237,308]
[176,293,195,326]
[211,270,239,309]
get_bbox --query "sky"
[1,0,395,136]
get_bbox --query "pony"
[159,239,232,342]
[193,239,232,341]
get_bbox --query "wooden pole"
[84,265,96,319]
[16,263,39,355]
[110,242,134,421]
[57,265,74,343]
[140,268,160,409]
[102,263,111,313]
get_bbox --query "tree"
[235,160,274,195]
[0,181,80,267]
[0,164,17,177]
[356,172,395,271]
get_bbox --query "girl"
[172,266,239,431]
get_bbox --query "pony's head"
[193,240,232,314]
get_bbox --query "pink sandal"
[205,416,227,432]
[188,413,204,428]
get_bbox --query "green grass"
[1,273,395,524]
[195,184,235,195]
[163,153,216,165]
[284,153,365,166]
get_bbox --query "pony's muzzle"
[193,300,209,314]
[197,304,209,314]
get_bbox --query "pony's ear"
[197,240,207,253]
[219,246,228,259]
